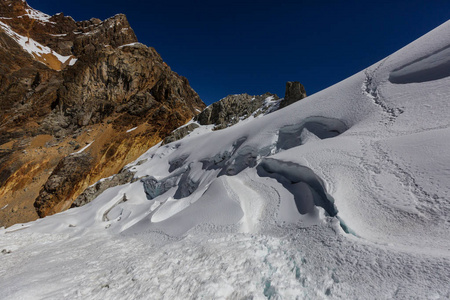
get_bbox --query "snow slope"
[1,21,450,299]
[0,21,76,69]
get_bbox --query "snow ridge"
[0,21,76,69]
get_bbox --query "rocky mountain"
[194,93,280,130]
[71,86,308,208]
[194,84,306,131]
[0,0,205,227]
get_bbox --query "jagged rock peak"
[0,0,38,17]
[72,14,138,56]
[0,0,137,64]
[195,92,280,130]
[280,81,307,109]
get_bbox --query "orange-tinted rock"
[0,0,205,227]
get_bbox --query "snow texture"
[0,21,73,66]
[70,141,93,155]
[20,4,55,24]
[2,20,450,300]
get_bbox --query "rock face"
[280,81,307,109]
[162,123,200,145]
[34,153,93,216]
[71,169,135,208]
[0,0,205,226]
[195,93,280,130]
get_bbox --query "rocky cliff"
[0,0,205,226]
[195,84,306,130]
[195,93,280,130]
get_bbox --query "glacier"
[1,20,450,300]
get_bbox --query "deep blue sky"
[28,0,450,105]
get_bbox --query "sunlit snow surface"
[2,21,450,300]
[0,21,75,67]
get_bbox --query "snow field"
[1,224,449,299]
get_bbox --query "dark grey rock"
[194,92,279,130]
[34,153,93,217]
[162,123,199,145]
[280,81,307,109]
[71,169,136,208]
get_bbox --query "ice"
[173,170,200,199]
[141,175,178,200]
[257,158,338,217]
[168,154,189,172]
[276,116,348,151]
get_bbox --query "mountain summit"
[0,0,205,226]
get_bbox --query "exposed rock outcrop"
[194,83,306,131]
[0,0,205,227]
[34,153,93,217]
[163,123,200,145]
[0,0,137,59]
[44,43,203,134]
[71,169,136,208]
[195,93,279,130]
[280,81,307,109]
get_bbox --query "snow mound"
[389,45,450,83]
[276,116,347,150]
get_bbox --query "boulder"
[280,81,307,109]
